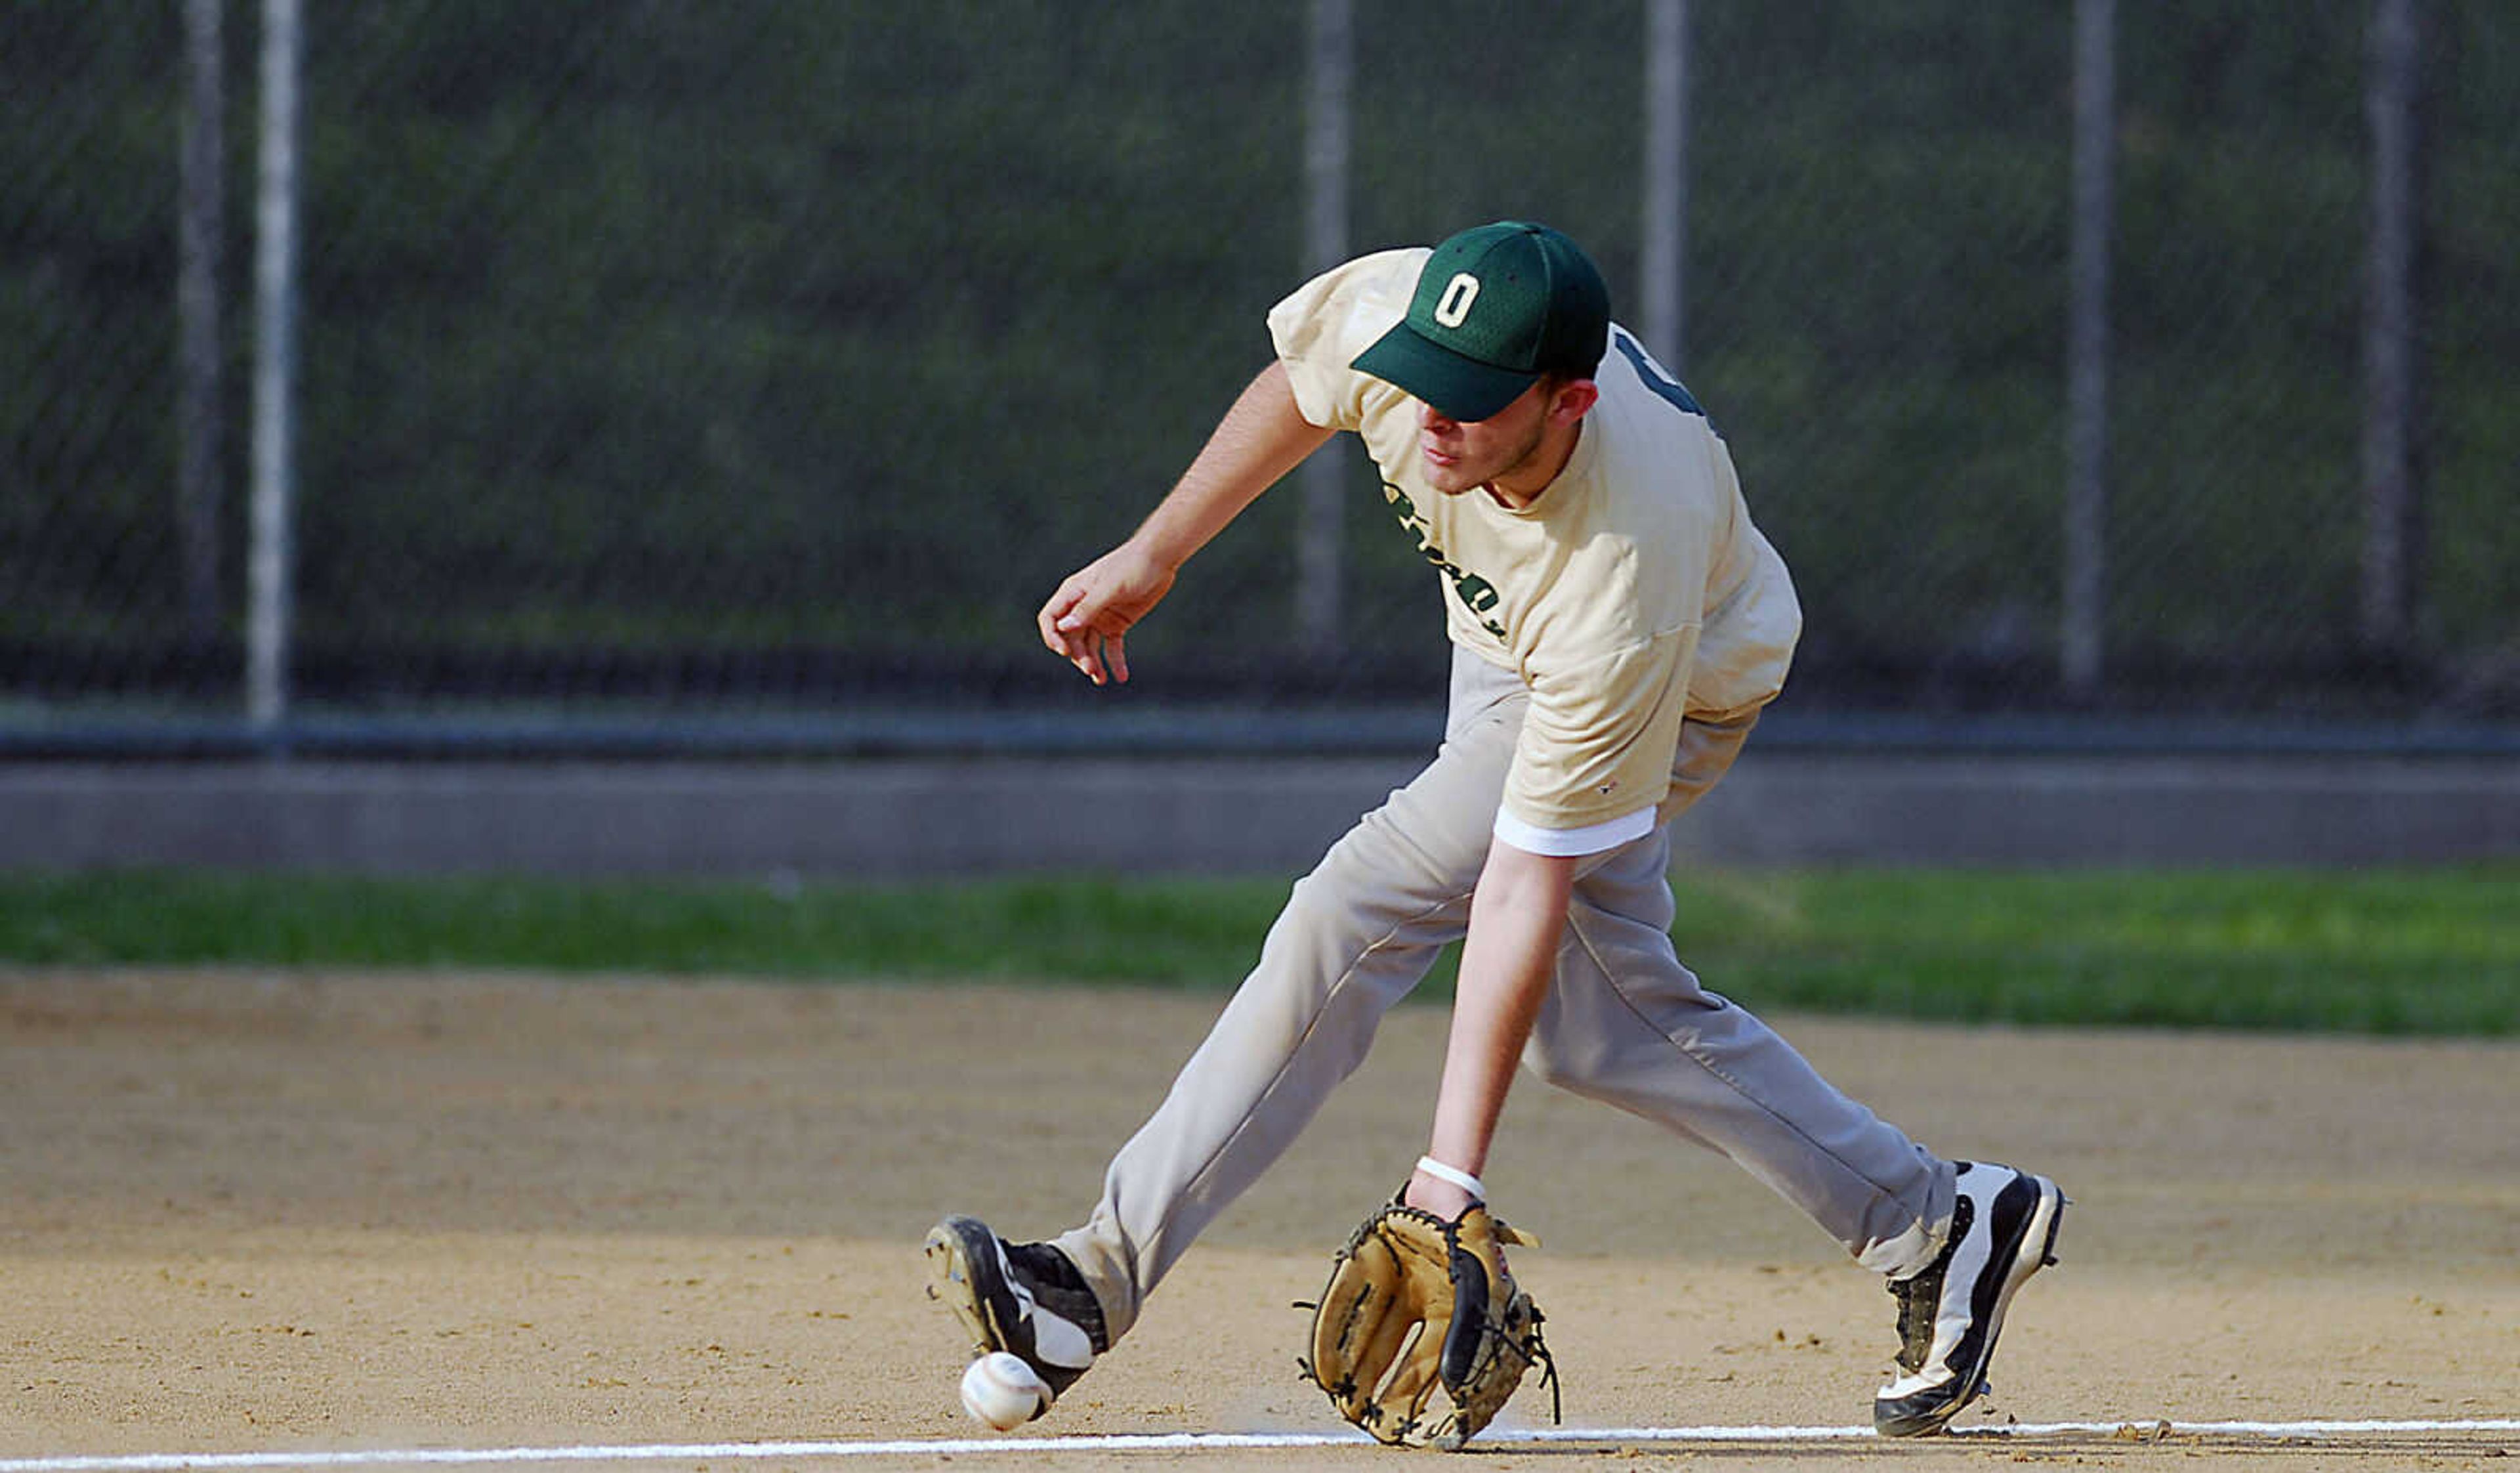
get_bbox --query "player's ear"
[1548,377,1600,425]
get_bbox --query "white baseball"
[959,1351,1049,1431]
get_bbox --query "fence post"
[2063,0,2116,700]
[247,0,304,736]
[1641,0,1689,372]
[2361,0,2426,656]
[179,0,226,653]
[1295,0,1352,658]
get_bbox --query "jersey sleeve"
[1265,248,1429,431]
[1494,623,1702,855]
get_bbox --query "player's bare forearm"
[1411,841,1578,1218]
[1038,361,1332,685]
[1132,361,1332,568]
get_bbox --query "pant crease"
[1142,884,1478,1269]
[1564,903,1925,1221]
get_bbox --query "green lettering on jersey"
[1380,479,1510,647]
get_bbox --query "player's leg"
[1048,652,1522,1334]
[929,651,1526,1397]
[1527,811,2063,1435]
[1526,824,1954,1269]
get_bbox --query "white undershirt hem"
[1492,803,1656,858]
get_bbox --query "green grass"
[1,866,2513,1036]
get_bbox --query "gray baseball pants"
[1054,648,1954,1343]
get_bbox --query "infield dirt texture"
[4,971,2514,1470]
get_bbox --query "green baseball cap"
[1351,221,1611,423]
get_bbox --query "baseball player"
[927,222,2063,1441]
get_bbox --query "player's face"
[1416,383,1555,498]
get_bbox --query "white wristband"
[1414,1155,1486,1203]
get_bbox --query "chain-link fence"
[6,1,2515,756]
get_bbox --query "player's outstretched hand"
[1037,542,1177,686]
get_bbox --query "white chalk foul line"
[7,1420,2518,1471]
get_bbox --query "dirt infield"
[3,970,2514,1471]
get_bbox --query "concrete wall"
[3,753,2513,876]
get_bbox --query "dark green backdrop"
[7,2,2514,731]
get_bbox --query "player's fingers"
[1101,631,1131,685]
[1048,628,1096,685]
[1041,586,1116,685]
[1038,582,1087,657]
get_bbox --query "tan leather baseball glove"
[1298,1199,1557,1450]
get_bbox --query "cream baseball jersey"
[1269,247,1802,853]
